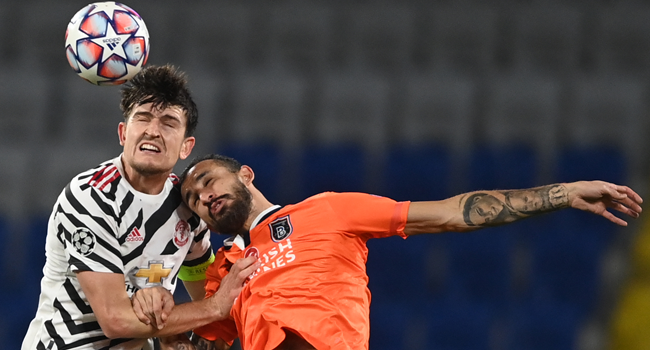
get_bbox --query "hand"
[131,286,175,329]
[159,333,196,350]
[209,256,260,320]
[567,181,643,226]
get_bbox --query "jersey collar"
[250,204,282,230]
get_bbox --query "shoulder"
[69,159,122,193]
[59,158,124,212]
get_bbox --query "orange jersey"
[194,192,410,350]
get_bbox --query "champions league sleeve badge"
[269,215,293,242]
[71,227,96,256]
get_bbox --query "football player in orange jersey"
[134,153,642,350]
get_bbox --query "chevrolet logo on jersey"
[129,260,173,286]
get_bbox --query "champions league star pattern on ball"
[65,2,149,85]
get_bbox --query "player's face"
[119,102,195,177]
[507,190,543,213]
[468,195,504,225]
[181,160,252,234]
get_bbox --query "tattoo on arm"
[461,184,568,227]
[191,334,215,350]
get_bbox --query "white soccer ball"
[64,2,150,85]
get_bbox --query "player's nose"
[199,192,214,204]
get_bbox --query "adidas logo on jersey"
[126,227,144,242]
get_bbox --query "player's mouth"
[139,143,161,153]
[209,197,227,217]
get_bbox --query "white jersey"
[22,156,212,350]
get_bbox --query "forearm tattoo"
[461,184,568,227]
[192,336,216,350]
[190,333,231,350]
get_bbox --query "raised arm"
[404,181,642,235]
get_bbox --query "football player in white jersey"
[22,65,259,350]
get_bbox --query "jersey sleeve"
[56,182,124,274]
[179,220,214,282]
[321,192,410,239]
[193,247,239,343]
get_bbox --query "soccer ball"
[64,2,149,85]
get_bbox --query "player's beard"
[209,181,252,235]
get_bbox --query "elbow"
[98,313,136,339]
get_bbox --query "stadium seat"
[555,146,627,184]
[528,210,614,315]
[0,149,32,218]
[219,143,285,205]
[421,4,499,73]
[226,69,306,151]
[16,2,82,71]
[304,71,392,196]
[467,145,538,191]
[344,3,416,72]
[509,4,584,74]
[61,74,124,147]
[0,67,49,150]
[424,300,493,350]
[478,73,562,188]
[562,74,646,180]
[506,300,580,350]
[369,300,414,350]
[594,4,650,74]
[367,233,449,302]
[34,146,117,215]
[381,144,452,202]
[446,228,515,307]
[181,3,255,74]
[266,3,334,73]
[393,72,477,194]
[297,144,367,199]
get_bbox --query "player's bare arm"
[404,180,642,235]
[77,256,259,339]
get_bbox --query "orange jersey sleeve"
[317,192,410,239]
[193,247,239,343]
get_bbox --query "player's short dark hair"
[179,154,242,185]
[120,64,198,137]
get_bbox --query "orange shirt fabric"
[194,192,410,350]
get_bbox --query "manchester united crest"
[269,215,293,242]
[174,220,190,247]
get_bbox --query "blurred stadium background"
[3,0,650,349]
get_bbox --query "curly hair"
[120,64,198,136]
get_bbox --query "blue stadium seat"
[446,228,515,307]
[528,210,614,316]
[506,301,580,350]
[425,300,492,350]
[367,234,448,301]
[381,144,452,202]
[369,300,412,350]
[298,144,368,199]
[220,143,285,205]
[554,146,627,184]
[468,145,538,191]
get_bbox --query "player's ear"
[239,165,254,185]
[118,122,126,146]
[179,136,195,160]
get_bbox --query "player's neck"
[244,189,274,230]
[120,159,169,195]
